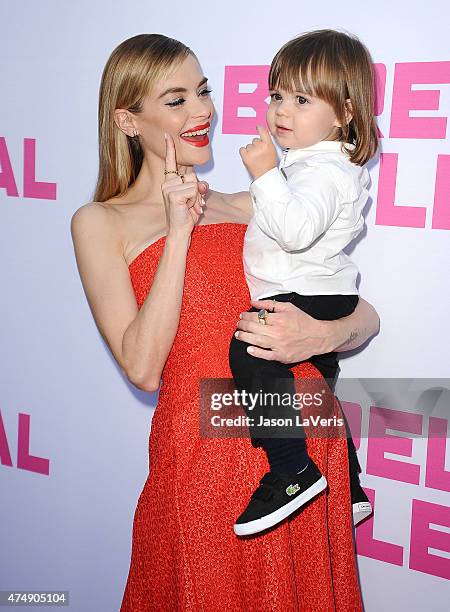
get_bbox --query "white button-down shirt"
[243,140,370,300]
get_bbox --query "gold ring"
[164,170,179,176]
[258,309,268,325]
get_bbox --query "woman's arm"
[209,190,252,224]
[235,297,379,363]
[71,136,206,391]
[334,297,380,352]
[71,203,191,392]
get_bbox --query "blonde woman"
[71,34,378,611]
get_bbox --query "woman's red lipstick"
[180,123,210,147]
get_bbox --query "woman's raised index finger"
[164,132,178,173]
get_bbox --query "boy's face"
[267,88,341,150]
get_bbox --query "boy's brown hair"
[269,29,378,166]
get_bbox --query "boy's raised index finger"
[164,132,178,173]
[256,124,271,142]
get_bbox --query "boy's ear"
[343,98,353,125]
[334,98,353,128]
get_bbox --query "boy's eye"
[270,92,282,101]
[297,95,309,105]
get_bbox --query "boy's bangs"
[270,53,332,99]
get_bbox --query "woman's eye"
[270,93,282,101]
[297,96,309,105]
[166,88,212,107]
[166,97,185,107]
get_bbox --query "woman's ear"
[113,109,138,137]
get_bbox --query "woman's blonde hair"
[93,34,192,202]
[269,29,378,166]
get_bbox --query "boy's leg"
[229,294,313,474]
[228,332,263,447]
[229,329,310,474]
[230,296,328,536]
[308,350,370,521]
[255,356,310,474]
[309,354,363,482]
[289,294,364,492]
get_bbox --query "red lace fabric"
[120,223,362,612]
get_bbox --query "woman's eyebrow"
[158,76,208,98]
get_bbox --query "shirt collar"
[281,140,355,168]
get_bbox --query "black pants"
[229,292,362,477]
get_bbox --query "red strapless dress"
[120,223,363,612]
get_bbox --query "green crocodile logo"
[286,483,300,496]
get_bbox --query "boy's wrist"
[249,167,290,207]
[250,166,280,189]
[250,164,278,181]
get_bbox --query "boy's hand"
[239,125,278,180]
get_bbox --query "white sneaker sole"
[234,475,328,536]
[353,501,373,526]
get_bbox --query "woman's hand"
[161,133,208,234]
[235,297,379,363]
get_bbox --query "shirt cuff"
[249,167,291,209]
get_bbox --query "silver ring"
[258,309,268,325]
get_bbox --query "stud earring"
[132,129,139,137]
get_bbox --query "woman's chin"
[178,145,212,167]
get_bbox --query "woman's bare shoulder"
[71,201,122,241]
[70,201,124,265]
[71,201,108,228]
[71,200,116,224]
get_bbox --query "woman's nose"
[191,98,212,120]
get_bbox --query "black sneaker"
[233,459,327,536]
[351,482,373,526]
